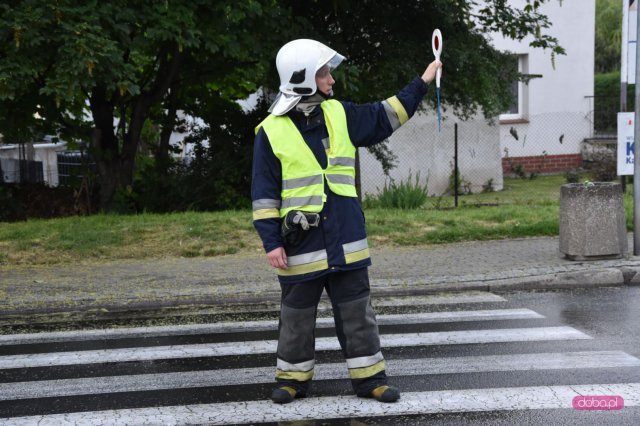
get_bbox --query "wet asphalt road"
[0,286,639,425]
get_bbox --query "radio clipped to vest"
[281,210,321,246]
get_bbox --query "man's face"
[315,65,335,96]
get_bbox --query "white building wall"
[360,0,595,197]
[0,142,67,186]
[359,111,503,197]
[490,0,595,158]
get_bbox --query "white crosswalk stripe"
[1,351,638,401]
[0,291,638,424]
[0,308,542,345]
[0,326,590,369]
[180,291,508,317]
[4,384,640,425]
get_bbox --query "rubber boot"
[369,385,401,403]
[270,386,299,404]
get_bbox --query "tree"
[284,0,564,119]
[595,0,622,73]
[0,0,288,209]
[1,0,564,211]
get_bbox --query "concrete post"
[560,182,628,260]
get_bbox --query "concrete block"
[559,182,627,260]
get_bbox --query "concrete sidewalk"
[1,236,640,324]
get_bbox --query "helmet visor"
[316,53,345,78]
[326,53,345,71]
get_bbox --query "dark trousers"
[275,268,387,396]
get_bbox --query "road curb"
[1,267,637,322]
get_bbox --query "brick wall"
[502,153,582,176]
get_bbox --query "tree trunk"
[89,44,184,211]
[91,127,134,211]
[156,83,179,163]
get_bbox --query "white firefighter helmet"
[269,39,345,116]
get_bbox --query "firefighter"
[251,38,442,404]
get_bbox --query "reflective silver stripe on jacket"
[326,174,355,186]
[329,156,356,167]
[252,198,281,210]
[381,99,401,131]
[287,249,328,266]
[346,351,384,369]
[282,174,323,190]
[281,195,324,209]
[322,137,330,150]
[343,238,368,254]
[277,358,315,372]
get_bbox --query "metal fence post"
[454,122,459,208]
[634,3,640,255]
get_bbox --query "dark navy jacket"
[252,77,429,283]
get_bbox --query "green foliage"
[0,0,289,208]
[0,183,94,222]
[596,72,625,97]
[0,0,565,211]
[595,0,622,73]
[294,1,564,120]
[0,186,25,222]
[122,96,267,213]
[594,72,634,132]
[447,167,472,195]
[364,172,428,210]
[586,151,617,182]
[564,170,581,183]
[511,164,527,179]
[482,178,495,193]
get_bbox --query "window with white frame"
[500,54,528,121]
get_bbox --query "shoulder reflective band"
[381,100,401,131]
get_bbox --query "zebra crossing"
[0,290,639,424]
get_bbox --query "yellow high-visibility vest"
[255,99,357,218]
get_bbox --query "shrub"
[0,185,24,221]
[585,151,617,182]
[448,166,472,194]
[123,96,270,213]
[594,72,634,133]
[482,178,495,193]
[564,170,581,183]
[372,172,429,209]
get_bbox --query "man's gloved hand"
[291,211,320,230]
[281,211,321,246]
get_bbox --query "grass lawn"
[0,175,633,266]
